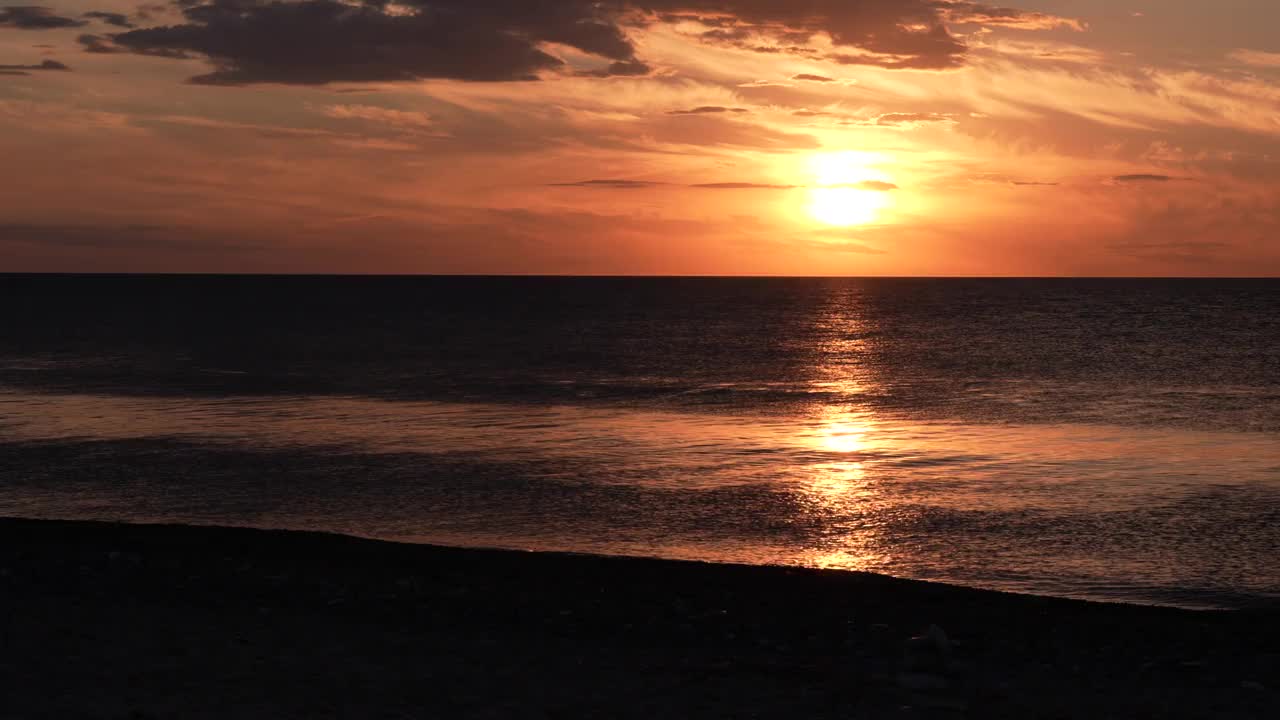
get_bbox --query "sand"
[2,517,1276,719]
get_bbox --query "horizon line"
[1,272,1277,280]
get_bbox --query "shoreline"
[3,517,1277,718]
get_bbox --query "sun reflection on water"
[795,418,891,573]
[819,421,870,454]
[791,292,893,572]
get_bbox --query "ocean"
[1,275,1277,608]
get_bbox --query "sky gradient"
[2,0,1278,275]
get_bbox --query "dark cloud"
[828,25,966,69]
[83,11,135,28]
[792,73,835,82]
[77,35,118,54]
[0,59,71,72]
[79,0,1064,85]
[690,182,798,189]
[641,1,978,68]
[0,6,86,29]
[550,179,671,188]
[1012,180,1059,186]
[78,33,192,57]
[667,106,750,115]
[85,0,647,84]
[596,59,651,76]
[1112,174,1174,183]
[939,1,1082,30]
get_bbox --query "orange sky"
[2,0,1278,275]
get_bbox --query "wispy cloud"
[667,106,750,115]
[322,105,435,129]
[1228,49,1280,68]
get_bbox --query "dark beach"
[2,518,1276,719]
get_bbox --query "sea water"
[2,276,1277,608]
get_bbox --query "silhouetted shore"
[2,517,1276,719]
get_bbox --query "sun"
[805,151,895,227]
[809,187,888,227]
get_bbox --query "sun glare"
[809,187,887,227]
[806,151,894,227]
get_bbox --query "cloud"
[77,34,118,54]
[322,104,434,129]
[84,0,648,84]
[0,6,85,29]
[873,112,956,127]
[952,60,1280,136]
[1229,49,1280,68]
[690,182,798,189]
[0,59,71,74]
[972,37,1105,65]
[645,0,1072,69]
[939,1,1084,31]
[134,3,171,21]
[550,179,671,189]
[554,180,842,190]
[1112,174,1174,183]
[828,25,966,70]
[81,0,1074,85]
[600,60,651,77]
[643,113,821,150]
[83,11,135,28]
[78,32,192,57]
[831,52,962,70]
[667,105,750,115]
[0,97,135,132]
[832,180,899,191]
[792,74,835,82]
